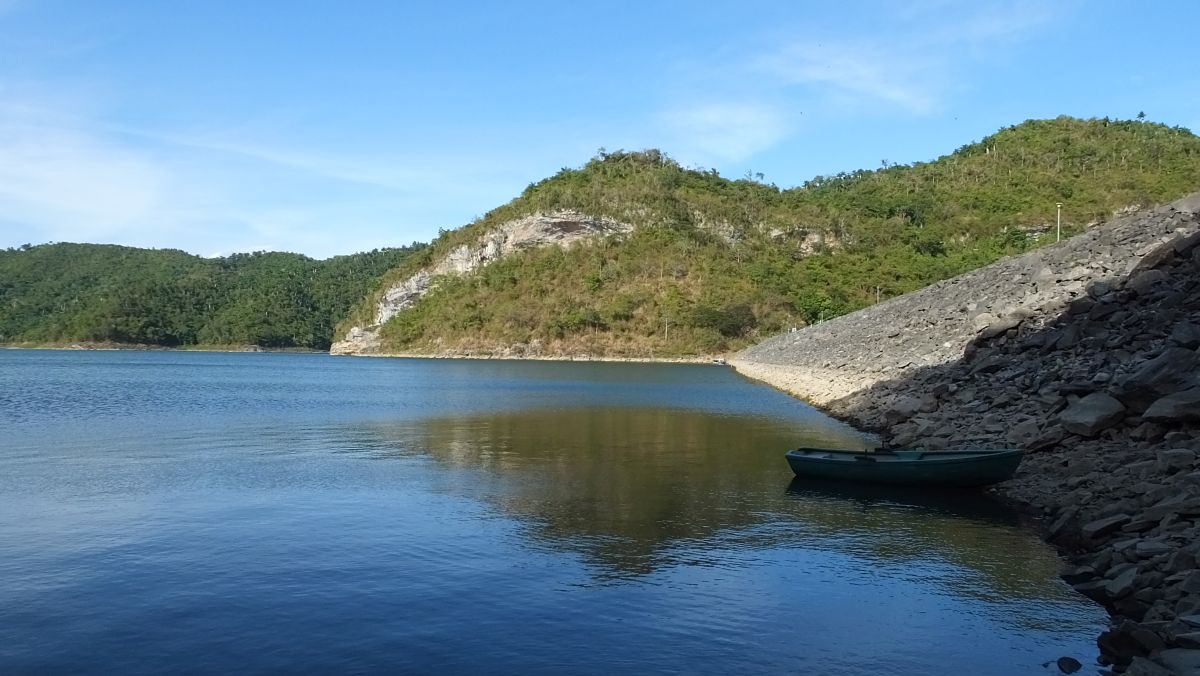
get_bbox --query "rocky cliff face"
[733,193,1200,669]
[331,211,633,355]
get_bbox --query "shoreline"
[725,197,1200,671]
[1,342,725,365]
[0,342,324,354]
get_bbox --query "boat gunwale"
[786,447,1023,467]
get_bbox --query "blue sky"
[2,1,1197,258]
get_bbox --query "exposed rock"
[1169,322,1200,349]
[1107,567,1140,599]
[1158,649,1200,675]
[1059,393,1127,437]
[1055,656,1083,674]
[1157,449,1199,474]
[1113,348,1200,412]
[332,211,634,355]
[1124,656,1174,676]
[1144,389,1200,424]
[1083,514,1133,539]
[1128,269,1169,296]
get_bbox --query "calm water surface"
[0,350,1105,674]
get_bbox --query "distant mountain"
[336,116,1200,357]
[0,243,424,349]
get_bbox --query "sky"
[1,0,1198,259]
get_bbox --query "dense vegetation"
[352,116,1200,356]
[0,243,424,349]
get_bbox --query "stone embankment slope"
[331,211,632,355]
[734,193,1200,673]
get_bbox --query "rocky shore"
[733,194,1200,674]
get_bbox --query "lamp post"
[1056,202,1063,242]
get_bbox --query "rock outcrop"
[331,211,633,355]
[733,192,1200,671]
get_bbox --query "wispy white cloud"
[658,102,791,163]
[758,43,940,114]
[752,1,1062,115]
[0,86,543,257]
[0,105,168,241]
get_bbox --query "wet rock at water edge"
[1055,655,1083,673]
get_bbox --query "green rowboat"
[784,447,1023,487]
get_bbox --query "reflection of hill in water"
[351,406,1072,600]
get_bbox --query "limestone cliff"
[330,211,633,355]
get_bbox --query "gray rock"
[1158,649,1200,676]
[1106,566,1140,599]
[1083,514,1133,539]
[1124,656,1174,676]
[1136,540,1174,557]
[1114,347,1200,412]
[885,396,924,424]
[1182,570,1200,596]
[1060,392,1127,437]
[1170,322,1200,350]
[1144,389,1200,424]
[1007,418,1041,446]
[1055,656,1083,674]
[1157,448,1199,473]
[1128,269,1169,296]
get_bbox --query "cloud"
[759,43,939,114]
[753,1,1061,115]
[659,102,791,163]
[0,107,168,241]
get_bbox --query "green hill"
[345,116,1200,357]
[0,243,424,349]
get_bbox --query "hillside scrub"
[354,116,1200,357]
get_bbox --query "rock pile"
[733,193,1200,672]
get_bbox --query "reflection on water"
[0,351,1106,675]
[355,407,1080,603]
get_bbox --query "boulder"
[1144,388,1200,424]
[1170,322,1200,350]
[1107,566,1140,599]
[885,396,924,424]
[1114,348,1200,412]
[1157,448,1198,473]
[1182,570,1200,596]
[1082,514,1133,539]
[1124,656,1174,676]
[1055,656,1082,674]
[1059,392,1127,437]
[1007,418,1041,447]
[1128,269,1169,296]
[1158,649,1200,676]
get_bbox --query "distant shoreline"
[0,342,726,365]
[335,351,724,365]
[0,342,323,354]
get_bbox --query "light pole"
[1056,202,1063,242]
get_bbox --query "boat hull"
[784,448,1023,488]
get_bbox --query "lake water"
[0,350,1105,674]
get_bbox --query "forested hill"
[345,116,1200,357]
[0,243,424,349]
